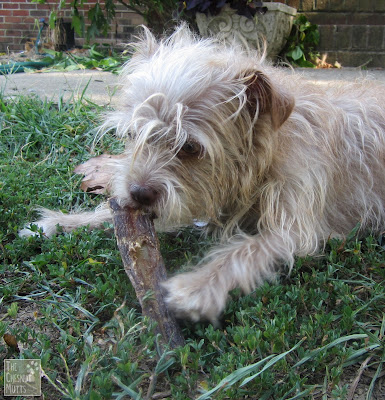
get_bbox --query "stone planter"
[196,2,297,59]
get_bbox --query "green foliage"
[284,14,320,67]
[1,93,385,398]
[181,0,268,19]
[31,0,179,39]
[40,44,129,74]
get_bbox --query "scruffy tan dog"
[21,26,385,324]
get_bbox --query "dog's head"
[104,25,295,233]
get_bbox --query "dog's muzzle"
[130,184,159,207]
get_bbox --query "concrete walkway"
[0,70,121,106]
[1,67,385,106]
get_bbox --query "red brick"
[4,16,26,23]
[36,4,54,10]
[5,30,23,36]
[352,25,368,50]
[287,0,300,9]
[4,16,35,24]
[115,3,129,12]
[12,10,29,16]
[334,25,353,50]
[367,25,385,50]
[318,25,336,50]
[20,4,37,9]
[329,0,350,11]
[348,13,385,25]
[0,10,13,16]
[3,23,29,30]
[308,12,349,25]
[23,17,36,24]
[29,10,49,17]
[315,0,329,10]
[4,3,20,9]
[61,11,73,18]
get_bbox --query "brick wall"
[284,0,385,67]
[0,0,144,53]
[1,0,384,67]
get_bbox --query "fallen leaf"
[3,333,20,352]
[315,54,337,69]
[74,153,125,194]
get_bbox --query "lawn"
[0,92,384,399]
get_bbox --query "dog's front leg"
[163,231,296,325]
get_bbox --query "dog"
[20,25,385,325]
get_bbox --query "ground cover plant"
[0,91,385,399]
[0,44,129,75]
[39,45,130,74]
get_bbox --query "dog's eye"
[178,141,203,158]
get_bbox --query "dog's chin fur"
[20,25,385,325]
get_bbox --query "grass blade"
[294,334,368,368]
[111,374,142,400]
[366,361,383,399]
[196,354,275,400]
[241,338,305,386]
[197,339,305,400]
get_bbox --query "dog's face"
[106,26,294,233]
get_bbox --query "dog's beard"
[110,146,217,230]
[109,139,267,239]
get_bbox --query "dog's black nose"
[130,184,158,206]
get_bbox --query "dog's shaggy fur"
[21,26,385,324]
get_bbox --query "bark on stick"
[109,198,185,348]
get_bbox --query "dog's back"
[261,76,385,251]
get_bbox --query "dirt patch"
[341,366,385,400]
[1,301,62,399]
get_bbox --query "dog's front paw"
[19,208,63,238]
[19,220,55,237]
[162,270,228,325]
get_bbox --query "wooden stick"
[108,198,185,348]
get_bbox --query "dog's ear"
[244,71,295,130]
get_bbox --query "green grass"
[1,92,384,399]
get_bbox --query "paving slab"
[0,67,384,106]
[296,67,385,84]
[0,70,121,106]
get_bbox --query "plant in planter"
[180,0,297,60]
[181,0,268,18]
[283,14,320,67]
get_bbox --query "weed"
[283,14,320,68]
